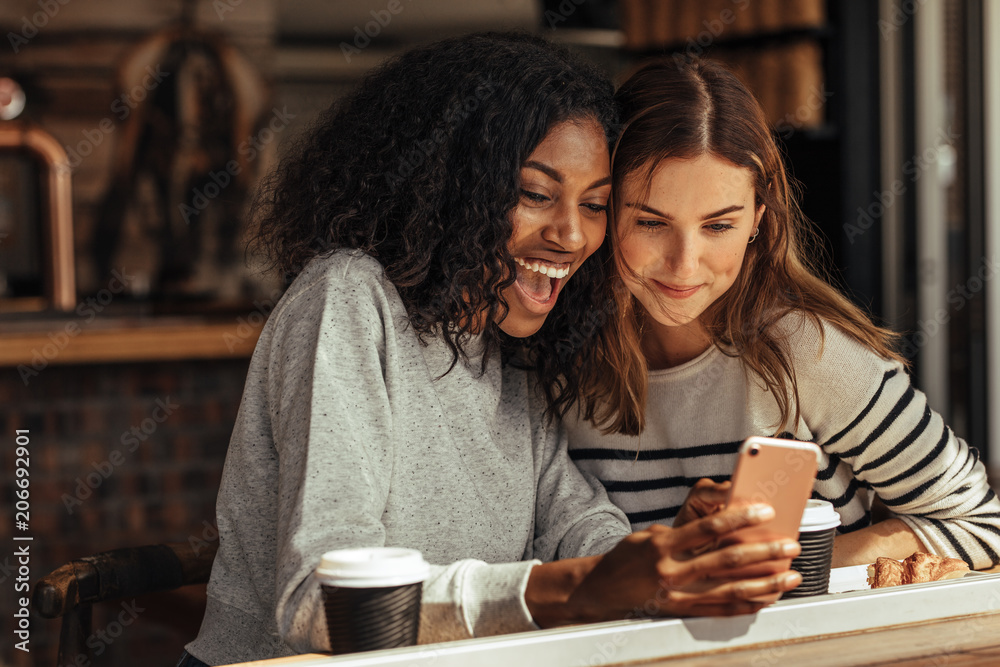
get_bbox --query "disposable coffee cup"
[783,499,841,598]
[316,547,430,655]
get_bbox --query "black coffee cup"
[783,499,841,598]
[316,547,429,654]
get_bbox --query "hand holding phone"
[561,505,803,621]
[718,437,821,585]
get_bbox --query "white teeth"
[515,257,570,279]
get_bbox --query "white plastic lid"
[798,499,841,532]
[315,547,430,588]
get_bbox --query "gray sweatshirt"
[186,251,630,665]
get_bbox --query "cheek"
[617,232,647,270]
[714,244,749,285]
[508,207,526,244]
[616,235,658,299]
[509,205,542,246]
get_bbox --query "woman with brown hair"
[565,58,1000,570]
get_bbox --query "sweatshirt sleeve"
[789,315,1000,569]
[416,383,631,643]
[529,387,632,562]
[267,269,396,653]
[265,266,555,652]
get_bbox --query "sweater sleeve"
[789,315,1000,569]
[266,264,547,653]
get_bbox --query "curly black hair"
[252,31,618,416]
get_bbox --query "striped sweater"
[565,314,1000,569]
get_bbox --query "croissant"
[867,552,969,588]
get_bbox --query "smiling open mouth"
[514,257,570,303]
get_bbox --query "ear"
[754,204,766,229]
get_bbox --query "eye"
[520,189,549,204]
[636,219,664,230]
[706,222,735,234]
[582,203,608,215]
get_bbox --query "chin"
[497,314,547,338]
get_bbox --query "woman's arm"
[525,506,803,626]
[831,518,927,567]
[793,317,1000,569]
[268,267,398,652]
[265,262,541,649]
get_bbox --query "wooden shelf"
[0,319,264,367]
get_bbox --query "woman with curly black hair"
[180,33,801,666]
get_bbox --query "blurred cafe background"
[1,0,999,665]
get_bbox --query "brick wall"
[1,358,249,667]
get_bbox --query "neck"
[640,317,712,370]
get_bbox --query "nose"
[541,200,589,254]
[664,233,699,278]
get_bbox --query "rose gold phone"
[718,436,821,590]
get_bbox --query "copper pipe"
[0,121,75,310]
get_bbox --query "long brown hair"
[583,58,903,436]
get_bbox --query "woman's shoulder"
[274,251,396,315]
[771,310,823,348]
[252,251,404,355]
[291,250,388,293]
[774,310,901,376]
[774,310,855,347]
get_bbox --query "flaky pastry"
[866,552,969,588]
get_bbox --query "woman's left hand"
[673,479,731,529]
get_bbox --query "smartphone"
[717,436,821,588]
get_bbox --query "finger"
[668,571,802,605]
[666,540,797,585]
[690,479,731,505]
[718,571,803,601]
[672,504,775,549]
[692,478,729,491]
[689,479,729,501]
[691,477,733,491]
[703,539,800,573]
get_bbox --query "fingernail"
[749,504,775,521]
[782,572,802,586]
[781,542,799,557]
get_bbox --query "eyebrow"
[634,203,745,220]
[524,160,611,190]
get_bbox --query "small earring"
[748,228,760,244]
